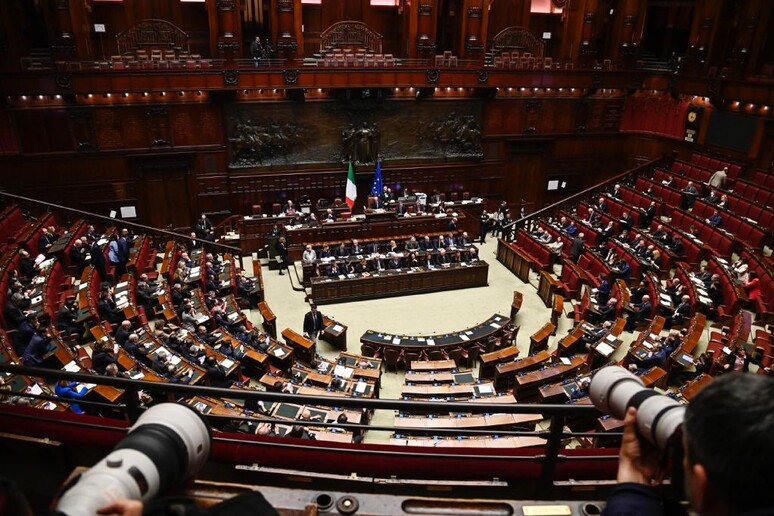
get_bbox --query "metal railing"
[0,362,619,498]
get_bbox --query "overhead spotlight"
[123,93,129,97]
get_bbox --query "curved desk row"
[361,313,511,354]
[311,260,488,305]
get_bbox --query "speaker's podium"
[267,235,280,270]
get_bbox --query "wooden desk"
[362,314,510,353]
[515,354,586,394]
[529,322,556,355]
[679,374,713,401]
[538,271,561,307]
[258,301,277,339]
[393,412,542,430]
[404,371,476,384]
[551,295,564,329]
[321,316,348,350]
[409,359,457,371]
[310,261,489,305]
[497,238,531,283]
[479,346,520,379]
[401,382,497,399]
[511,291,524,322]
[389,436,546,448]
[494,349,553,388]
[281,328,316,363]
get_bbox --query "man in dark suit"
[22,326,54,367]
[435,249,450,266]
[37,228,55,255]
[620,212,634,232]
[419,236,433,252]
[87,236,107,282]
[570,233,585,263]
[707,210,723,228]
[303,305,324,344]
[350,239,364,255]
[56,297,81,336]
[624,294,652,332]
[643,201,657,226]
[97,291,123,325]
[665,295,692,329]
[195,213,215,241]
[69,239,88,273]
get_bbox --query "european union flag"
[370,160,383,197]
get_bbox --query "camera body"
[589,366,685,450]
[56,403,211,516]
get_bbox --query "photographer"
[604,373,774,515]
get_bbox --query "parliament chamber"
[0,0,773,513]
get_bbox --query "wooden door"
[135,156,194,232]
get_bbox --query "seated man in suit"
[69,239,88,273]
[566,221,578,236]
[665,295,692,329]
[22,326,55,368]
[327,262,342,278]
[705,189,721,205]
[405,236,420,252]
[613,259,631,282]
[624,294,652,332]
[350,239,364,255]
[443,232,456,249]
[682,181,699,208]
[620,211,634,232]
[123,333,148,360]
[596,297,618,323]
[585,208,599,225]
[599,221,615,243]
[97,290,124,325]
[335,243,349,258]
[434,248,451,266]
[611,183,622,199]
[707,210,723,228]
[419,236,433,252]
[387,253,403,269]
[597,196,609,213]
[366,241,380,255]
[458,232,472,246]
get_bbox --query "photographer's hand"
[617,407,664,486]
[97,499,143,516]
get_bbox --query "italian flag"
[345,161,357,210]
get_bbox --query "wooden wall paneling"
[12,109,73,154]
[90,3,128,58]
[458,0,488,59]
[558,0,587,62]
[169,104,225,148]
[578,0,599,66]
[302,4,323,56]
[180,2,212,56]
[208,0,242,60]
[608,0,641,67]
[743,0,773,75]
[528,15,563,59]
[134,155,195,230]
[487,0,530,48]
[47,0,76,60]
[363,2,402,55]
[272,0,302,58]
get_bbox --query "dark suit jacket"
[570,238,584,257]
[303,310,324,334]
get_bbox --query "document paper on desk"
[63,361,81,372]
[334,365,353,378]
[560,357,572,366]
[596,342,615,357]
[355,381,367,394]
[331,324,344,332]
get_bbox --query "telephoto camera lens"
[589,366,685,450]
[55,403,211,516]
